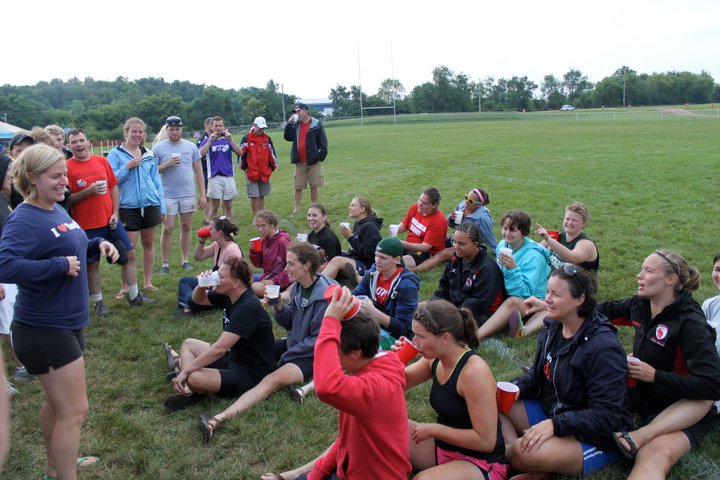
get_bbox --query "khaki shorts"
[165,196,196,215]
[293,163,324,190]
[207,175,238,200]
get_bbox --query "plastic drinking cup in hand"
[296,233,308,242]
[389,224,399,237]
[626,355,640,387]
[339,222,350,230]
[395,336,419,364]
[266,284,281,305]
[197,271,220,287]
[250,237,262,253]
[322,285,361,320]
[197,227,211,238]
[498,247,513,257]
[496,381,519,414]
[454,210,463,224]
[547,230,560,240]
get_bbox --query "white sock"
[128,284,139,299]
[92,293,103,303]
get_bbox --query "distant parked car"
[561,104,575,111]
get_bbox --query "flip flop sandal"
[77,456,101,468]
[164,343,179,371]
[199,414,220,443]
[114,291,128,301]
[508,311,526,338]
[612,431,638,459]
[145,285,159,292]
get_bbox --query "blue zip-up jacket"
[513,310,633,450]
[107,144,166,214]
[275,274,336,369]
[354,265,420,339]
[284,117,328,165]
[496,238,550,299]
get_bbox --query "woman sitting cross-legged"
[502,265,633,477]
[406,300,509,480]
[163,257,276,411]
[249,209,291,298]
[597,250,720,480]
[198,243,334,442]
[175,216,243,317]
[477,210,550,340]
[431,222,506,328]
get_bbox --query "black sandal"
[199,414,220,443]
[613,431,638,459]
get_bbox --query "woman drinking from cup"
[502,265,632,477]
[249,210,291,298]
[432,222,505,328]
[305,203,341,263]
[597,250,720,479]
[323,196,383,286]
[405,300,509,480]
[0,145,118,480]
[175,216,243,316]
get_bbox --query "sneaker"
[128,292,156,306]
[94,301,109,317]
[508,311,526,338]
[13,366,34,383]
[172,309,193,318]
[163,392,204,412]
[158,265,170,275]
[342,262,359,289]
[181,262,193,271]
[289,387,305,404]
[5,379,18,396]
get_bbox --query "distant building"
[299,98,333,117]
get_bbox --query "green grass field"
[5,111,720,479]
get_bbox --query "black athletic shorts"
[120,206,162,231]
[274,337,313,381]
[206,354,259,397]
[10,321,84,375]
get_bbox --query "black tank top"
[549,231,599,273]
[429,350,507,462]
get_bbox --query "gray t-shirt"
[153,139,201,199]
[702,294,720,411]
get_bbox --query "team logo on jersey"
[76,179,87,188]
[465,277,473,288]
[651,324,669,347]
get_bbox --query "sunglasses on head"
[166,116,182,126]
[562,264,585,294]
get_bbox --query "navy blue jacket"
[513,310,633,450]
[284,117,328,165]
[353,266,419,339]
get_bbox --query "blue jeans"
[178,276,215,312]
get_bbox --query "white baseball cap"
[253,117,268,129]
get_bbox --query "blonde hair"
[11,144,65,201]
[123,117,147,143]
[44,124,64,138]
[566,202,589,223]
[152,124,169,146]
[30,127,54,146]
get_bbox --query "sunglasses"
[562,264,585,294]
[166,116,182,126]
[464,195,479,205]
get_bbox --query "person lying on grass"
[502,265,632,477]
[198,243,334,442]
[261,287,411,480]
[596,250,720,480]
[476,210,550,340]
[163,256,276,411]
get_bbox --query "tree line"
[0,66,717,138]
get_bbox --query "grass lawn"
[5,111,720,479]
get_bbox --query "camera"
[217,132,225,137]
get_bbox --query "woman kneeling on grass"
[406,300,509,480]
[596,250,720,479]
[198,243,333,442]
[163,257,276,411]
[502,265,632,478]
[175,216,242,316]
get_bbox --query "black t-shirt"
[307,225,342,261]
[208,288,276,381]
[541,328,573,415]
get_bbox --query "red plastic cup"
[249,237,262,253]
[323,285,361,320]
[197,226,211,238]
[547,230,560,240]
[395,336,419,364]
[497,381,519,414]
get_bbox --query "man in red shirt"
[67,129,149,315]
[283,103,328,215]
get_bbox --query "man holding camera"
[198,116,242,222]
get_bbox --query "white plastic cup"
[296,233,308,242]
[266,284,281,305]
[498,247,513,257]
[389,224,399,237]
[197,271,220,287]
[454,210,464,224]
[172,152,182,164]
[291,113,299,123]
[95,180,107,195]
[339,222,350,230]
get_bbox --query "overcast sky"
[5,0,718,100]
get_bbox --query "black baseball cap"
[9,132,34,149]
[294,103,309,112]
